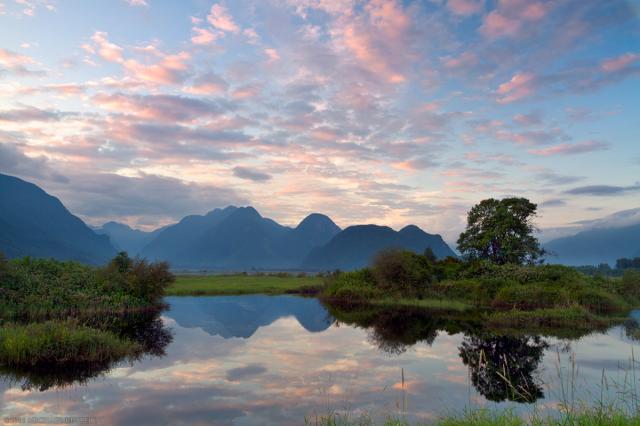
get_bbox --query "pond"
[1,295,640,425]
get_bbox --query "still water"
[1,295,640,425]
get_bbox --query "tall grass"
[305,345,640,426]
[0,321,141,366]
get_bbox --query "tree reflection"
[459,334,547,403]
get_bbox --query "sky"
[0,0,639,244]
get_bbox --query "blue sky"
[0,0,639,243]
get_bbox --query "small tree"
[457,197,544,265]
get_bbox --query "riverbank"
[321,255,640,331]
[0,254,173,376]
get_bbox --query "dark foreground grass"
[305,408,640,426]
[0,321,141,366]
[167,274,324,296]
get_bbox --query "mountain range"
[0,173,115,264]
[543,223,640,266]
[0,173,456,270]
[2,173,637,268]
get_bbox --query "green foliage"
[457,198,545,265]
[0,254,173,319]
[616,257,640,270]
[621,269,640,298]
[0,321,141,366]
[371,249,435,296]
[102,253,174,303]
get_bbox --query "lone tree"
[457,197,544,265]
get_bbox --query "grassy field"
[167,274,324,296]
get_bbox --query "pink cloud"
[191,27,219,45]
[601,52,639,73]
[91,31,124,63]
[0,48,35,67]
[496,72,536,103]
[232,84,261,99]
[447,0,483,16]
[207,4,240,33]
[480,11,521,38]
[480,0,550,38]
[184,72,228,95]
[265,48,280,63]
[441,51,477,69]
[529,140,609,156]
[336,0,410,84]
[122,51,191,85]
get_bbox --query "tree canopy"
[457,197,544,265]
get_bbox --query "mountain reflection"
[165,295,335,338]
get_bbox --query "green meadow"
[167,273,324,296]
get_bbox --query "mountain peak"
[296,213,339,230]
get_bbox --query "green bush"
[621,269,640,298]
[101,252,175,304]
[371,249,435,296]
[492,284,570,311]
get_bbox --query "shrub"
[621,269,640,299]
[101,253,175,304]
[371,249,435,296]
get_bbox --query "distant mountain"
[302,224,456,271]
[0,173,116,264]
[166,295,334,338]
[544,223,640,266]
[141,207,341,269]
[95,221,164,255]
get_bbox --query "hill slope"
[302,224,456,271]
[544,224,640,266]
[95,221,164,255]
[0,173,116,264]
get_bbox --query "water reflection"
[0,297,638,425]
[168,295,334,338]
[459,335,547,403]
[325,302,548,402]
[0,309,172,392]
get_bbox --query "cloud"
[232,166,272,182]
[0,48,42,76]
[529,140,609,156]
[540,198,566,207]
[184,72,228,95]
[125,0,148,6]
[0,106,64,122]
[225,364,267,382]
[601,52,639,73]
[191,27,218,46]
[496,72,536,103]
[92,92,225,121]
[446,0,483,16]
[0,143,68,183]
[564,184,640,196]
[87,31,192,85]
[52,172,247,225]
[207,4,240,33]
[480,0,550,39]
